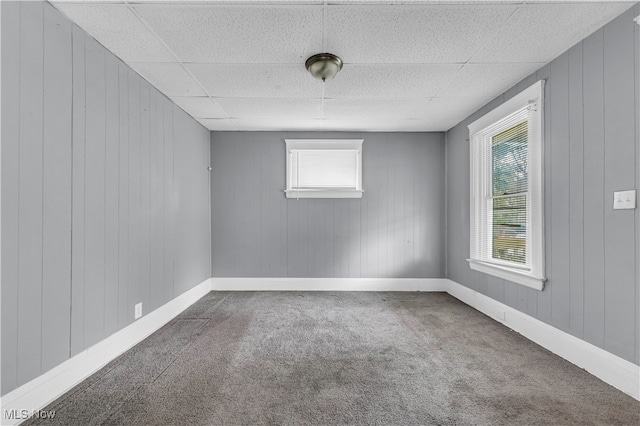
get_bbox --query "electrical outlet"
[613,189,636,210]
[135,303,142,320]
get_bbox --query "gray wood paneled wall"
[1,1,211,395]
[446,5,639,365]
[211,132,445,279]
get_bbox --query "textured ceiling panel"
[319,118,440,132]
[424,96,494,131]
[51,0,634,132]
[185,64,322,98]
[324,5,517,64]
[53,4,175,62]
[196,119,239,131]
[134,5,324,63]
[129,63,206,96]
[471,3,631,63]
[220,118,327,131]
[324,64,462,99]
[215,98,323,118]
[323,98,432,119]
[438,63,541,99]
[171,96,227,119]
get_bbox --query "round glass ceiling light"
[305,53,343,82]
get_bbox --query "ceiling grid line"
[123,0,234,124]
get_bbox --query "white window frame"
[285,139,363,199]
[467,80,546,290]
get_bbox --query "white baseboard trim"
[210,277,449,292]
[0,278,212,426]
[445,279,640,401]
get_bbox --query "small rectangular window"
[285,139,363,199]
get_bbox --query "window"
[285,139,363,199]
[467,81,546,290]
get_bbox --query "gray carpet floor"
[25,291,640,425]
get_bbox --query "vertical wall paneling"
[568,43,585,339]
[347,199,361,278]
[211,133,233,276]
[602,10,636,361]
[149,91,162,311]
[83,36,107,348]
[128,73,141,316]
[361,134,379,277]
[445,6,638,364]
[549,52,571,333]
[412,133,427,278]
[1,0,21,395]
[117,62,130,330]
[17,0,45,385]
[582,29,606,349]
[211,132,445,279]
[1,2,211,394]
[259,133,287,276]
[162,97,175,301]
[140,81,151,313]
[104,51,119,337]
[42,4,73,372]
[173,111,210,295]
[635,3,640,366]
[70,25,86,357]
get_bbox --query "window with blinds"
[285,139,363,199]
[468,80,546,290]
[491,120,528,265]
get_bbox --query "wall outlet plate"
[613,189,636,210]
[134,303,142,320]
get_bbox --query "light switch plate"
[613,189,636,210]
[135,303,142,320]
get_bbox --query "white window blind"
[468,80,545,290]
[291,149,358,189]
[285,139,363,199]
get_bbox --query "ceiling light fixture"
[305,53,343,82]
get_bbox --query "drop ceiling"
[51,0,634,132]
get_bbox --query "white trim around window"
[467,80,546,290]
[285,139,363,199]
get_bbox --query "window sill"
[467,259,546,290]
[285,189,363,199]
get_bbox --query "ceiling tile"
[185,64,321,98]
[437,63,541,99]
[323,98,432,119]
[215,98,322,118]
[129,63,206,96]
[325,4,517,64]
[471,3,632,63]
[170,96,227,119]
[53,4,175,62]
[424,96,493,131]
[324,64,462,99]
[134,5,323,63]
[197,119,239,131]
[226,118,327,131]
[318,118,437,132]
